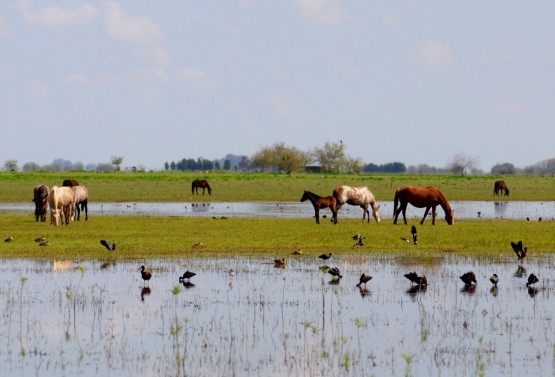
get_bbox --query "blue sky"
[1,1,554,171]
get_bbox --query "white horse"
[71,186,89,221]
[47,186,75,225]
[333,185,381,223]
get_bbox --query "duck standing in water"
[404,271,428,286]
[356,273,372,287]
[489,273,499,287]
[511,241,527,262]
[526,273,539,287]
[328,267,342,280]
[459,272,477,286]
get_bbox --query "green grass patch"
[1,213,553,260]
[1,171,555,202]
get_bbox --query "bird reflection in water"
[182,281,195,289]
[358,286,370,297]
[140,287,151,301]
[407,285,427,296]
[515,265,527,278]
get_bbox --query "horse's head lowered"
[445,209,455,225]
[372,204,381,223]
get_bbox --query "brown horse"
[63,179,80,187]
[33,185,50,222]
[300,191,338,224]
[493,180,509,196]
[192,179,212,195]
[393,185,454,225]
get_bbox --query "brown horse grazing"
[493,180,509,196]
[333,185,381,223]
[62,179,80,187]
[300,191,338,224]
[33,185,50,222]
[192,179,212,195]
[393,185,454,225]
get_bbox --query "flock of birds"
[5,227,541,294]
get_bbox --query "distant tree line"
[4,146,555,176]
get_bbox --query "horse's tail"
[393,188,400,217]
[332,189,342,210]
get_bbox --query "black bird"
[319,253,332,260]
[352,237,365,248]
[35,236,46,243]
[138,265,152,286]
[511,241,527,261]
[179,270,196,282]
[404,271,428,286]
[356,273,372,287]
[5,235,13,242]
[526,273,539,287]
[489,273,498,287]
[411,226,417,245]
[328,267,342,279]
[100,240,116,251]
[459,271,477,286]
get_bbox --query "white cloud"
[271,95,298,117]
[384,14,401,28]
[175,68,213,91]
[230,98,247,116]
[104,2,163,45]
[11,0,98,32]
[412,40,454,72]
[0,14,10,37]
[27,80,48,101]
[297,0,349,26]
[136,45,172,66]
[498,101,527,115]
[66,73,90,85]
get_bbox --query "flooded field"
[1,200,554,220]
[1,255,553,376]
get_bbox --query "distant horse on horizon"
[393,185,454,225]
[333,185,381,223]
[493,180,509,196]
[192,179,212,196]
[300,190,338,224]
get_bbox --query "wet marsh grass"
[1,213,554,259]
[1,171,555,202]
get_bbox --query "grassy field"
[1,171,555,202]
[1,171,553,259]
[0,213,553,260]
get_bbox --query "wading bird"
[319,253,332,260]
[511,241,527,261]
[328,267,342,280]
[273,258,286,268]
[526,273,539,287]
[179,270,196,282]
[404,272,428,286]
[138,265,152,286]
[356,273,372,287]
[411,225,418,245]
[489,274,498,287]
[459,272,477,286]
[100,240,116,251]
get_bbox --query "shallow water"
[1,256,553,376]
[1,200,554,220]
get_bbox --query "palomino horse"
[333,185,381,223]
[493,180,509,196]
[33,184,50,222]
[47,186,75,225]
[71,185,89,221]
[393,185,454,225]
[192,179,212,195]
[300,191,338,224]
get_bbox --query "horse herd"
[32,178,507,226]
[32,179,88,226]
[301,184,455,225]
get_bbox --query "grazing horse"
[333,185,381,223]
[192,179,212,195]
[300,191,338,224]
[47,186,75,226]
[493,180,509,196]
[71,185,89,221]
[32,185,50,222]
[62,179,80,187]
[393,185,454,225]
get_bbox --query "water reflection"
[1,200,554,220]
[1,256,553,377]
